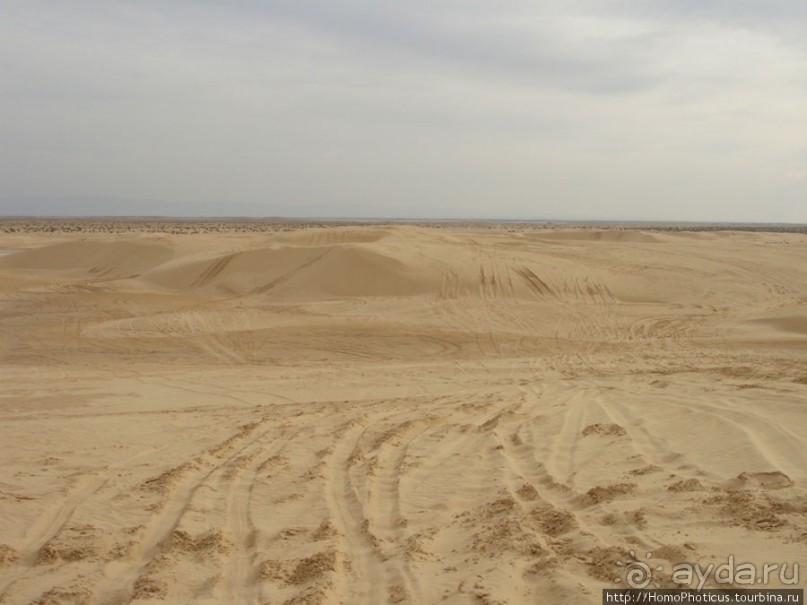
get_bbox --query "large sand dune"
[0,224,805,604]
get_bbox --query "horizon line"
[2,215,806,227]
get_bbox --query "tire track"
[217,436,293,605]
[544,389,589,489]
[0,473,107,599]
[363,419,435,604]
[0,447,164,600]
[323,419,390,604]
[191,254,235,288]
[92,417,277,604]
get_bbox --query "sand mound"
[144,244,437,300]
[279,245,437,299]
[531,229,659,243]
[733,471,794,490]
[0,240,173,279]
[272,227,391,246]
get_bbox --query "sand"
[0,222,804,604]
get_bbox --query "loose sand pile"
[0,224,804,604]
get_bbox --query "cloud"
[0,1,805,221]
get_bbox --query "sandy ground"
[0,223,805,604]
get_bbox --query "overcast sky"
[1,1,805,221]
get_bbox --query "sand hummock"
[0,222,805,604]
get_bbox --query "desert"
[0,221,805,604]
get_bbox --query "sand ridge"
[0,223,805,604]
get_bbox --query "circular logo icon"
[624,560,653,588]
[615,550,663,588]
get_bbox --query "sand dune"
[0,224,805,604]
[528,229,661,243]
[0,240,173,279]
[140,244,438,302]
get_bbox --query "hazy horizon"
[3,213,807,228]
[2,2,805,223]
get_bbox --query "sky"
[1,1,805,222]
